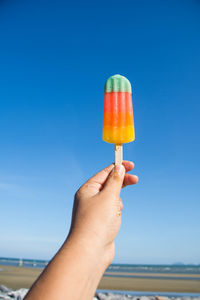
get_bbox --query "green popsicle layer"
[104,74,132,93]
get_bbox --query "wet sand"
[0,265,200,293]
[98,276,200,293]
[0,265,42,290]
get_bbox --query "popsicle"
[103,74,135,165]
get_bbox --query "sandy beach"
[1,265,200,293]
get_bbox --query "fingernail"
[114,165,125,178]
[134,175,139,182]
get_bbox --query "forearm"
[24,234,107,300]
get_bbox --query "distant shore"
[1,265,200,294]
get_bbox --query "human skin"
[24,161,138,300]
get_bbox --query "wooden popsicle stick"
[115,144,123,165]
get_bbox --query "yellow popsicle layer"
[103,125,135,144]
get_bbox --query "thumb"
[102,165,125,197]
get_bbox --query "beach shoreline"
[1,265,200,294]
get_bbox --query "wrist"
[64,231,113,272]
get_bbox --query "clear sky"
[0,0,200,264]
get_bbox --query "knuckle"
[74,188,82,200]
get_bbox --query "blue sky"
[0,0,200,264]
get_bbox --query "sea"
[1,257,200,274]
[1,257,200,297]
[107,263,200,275]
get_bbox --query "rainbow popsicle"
[103,74,135,164]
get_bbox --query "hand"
[68,161,138,268]
[24,161,138,300]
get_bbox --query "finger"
[83,161,134,192]
[102,165,125,197]
[122,161,134,172]
[123,174,139,188]
[119,198,123,211]
[83,164,114,192]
